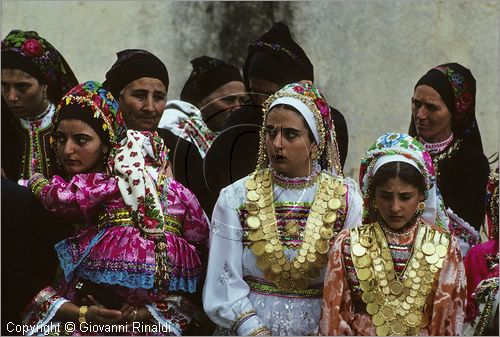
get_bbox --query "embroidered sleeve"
[203,184,267,335]
[319,229,356,335]
[21,286,69,336]
[34,173,119,221]
[146,294,198,336]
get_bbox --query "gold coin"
[258,201,266,208]
[307,253,317,262]
[435,258,444,269]
[270,238,279,245]
[252,241,266,256]
[297,256,306,263]
[422,242,435,255]
[327,198,342,210]
[299,249,307,257]
[255,175,262,183]
[436,244,447,257]
[402,302,411,310]
[367,303,380,315]
[271,264,282,273]
[429,265,438,273]
[293,260,301,269]
[380,306,395,320]
[248,230,264,241]
[265,243,274,253]
[320,226,334,240]
[420,314,429,328]
[425,253,439,265]
[360,280,374,291]
[313,233,321,240]
[262,179,271,188]
[371,312,384,326]
[379,279,388,287]
[360,235,373,248]
[411,261,420,269]
[316,239,329,254]
[376,324,390,336]
[409,270,417,278]
[245,179,257,190]
[374,293,385,304]
[406,296,415,304]
[352,244,367,257]
[389,281,403,295]
[374,263,384,272]
[382,287,391,295]
[283,263,290,271]
[259,214,267,221]
[413,276,421,284]
[246,216,261,229]
[278,257,287,265]
[362,291,375,303]
[335,185,348,195]
[390,321,405,335]
[357,268,372,281]
[355,255,372,268]
[247,190,260,202]
[246,202,259,215]
[322,211,337,224]
[416,251,424,260]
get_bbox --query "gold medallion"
[245,179,257,190]
[248,230,264,241]
[262,179,271,187]
[360,235,373,248]
[335,185,348,195]
[247,190,259,201]
[367,303,380,315]
[389,281,403,295]
[320,227,334,240]
[357,268,372,280]
[252,241,266,256]
[416,251,424,259]
[360,280,374,291]
[246,216,261,229]
[371,312,385,326]
[306,253,316,263]
[373,293,384,304]
[246,202,259,215]
[390,321,405,335]
[436,244,447,257]
[362,291,375,303]
[316,239,329,254]
[380,306,395,320]
[297,256,306,263]
[425,253,439,265]
[421,242,435,255]
[284,220,299,237]
[328,198,342,210]
[355,255,372,268]
[293,260,301,269]
[265,243,274,253]
[376,324,390,336]
[405,312,419,327]
[352,244,367,257]
[322,211,337,224]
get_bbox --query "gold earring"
[417,201,425,211]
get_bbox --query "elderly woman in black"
[409,63,490,234]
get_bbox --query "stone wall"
[2,0,498,179]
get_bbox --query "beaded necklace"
[350,221,450,335]
[244,168,347,291]
[271,162,321,190]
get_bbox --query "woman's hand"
[84,295,132,325]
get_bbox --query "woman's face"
[1,68,47,119]
[412,85,453,143]
[374,177,424,230]
[265,105,317,178]
[56,119,107,176]
[119,77,167,131]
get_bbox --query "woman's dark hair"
[268,104,316,144]
[370,161,426,197]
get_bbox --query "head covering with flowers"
[410,62,482,151]
[52,81,126,157]
[1,29,78,104]
[257,82,342,176]
[359,132,449,229]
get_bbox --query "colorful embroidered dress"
[22,82,209,336]
[203,83,363,335]
[320,133,466,336]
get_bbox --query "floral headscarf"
[1,29,78,103]
[359,133,449,228]
[410,62,482,151]
[111,130,170,238]
[52,81,126,157]
[257,82,342,176]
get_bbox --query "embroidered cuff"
[249,326,272,336]
[231,310,256,333]
[236,314,265,336]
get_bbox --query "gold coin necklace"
[350,221,450,335]
[244,168,347,291]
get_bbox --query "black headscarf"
[180,56,242,106]
[102,49,169,99]
[242,22,314,90]
[1,29,78,104]
[410,62,482,151]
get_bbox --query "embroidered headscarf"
[359,132,449,229]
[1,29,78,104]
[53,81,126,152]
[243,22,314,91]
[110,130,169,238]
[409,62,482,151]
[257,82,342,176]
[180,55,243,106]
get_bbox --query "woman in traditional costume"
[23,81,209,335]
[320,132,466,336]
[203,82,362,336]
[463,166,499,336]
[1,29,78,185]
[409,62,489,233]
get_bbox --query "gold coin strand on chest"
[244,169,346,291]
[350,222,450,336]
